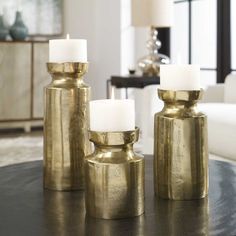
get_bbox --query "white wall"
[134,28,148,64]
[63,0,149,99]
[121,0,135,74]
[64,0,121,99]
[120,0,148,74]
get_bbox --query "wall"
[63,0,149,99]
[134,28,148,65]
[120,0,148,75]
[120,0,135,75]
[63,0,121,99]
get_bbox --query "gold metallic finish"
[154,89,209,200]
[44,62,92,191]
[85,128,145,219]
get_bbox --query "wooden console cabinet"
[0,41,50,131]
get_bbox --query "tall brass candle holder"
[44,62,92,191]
[154,89,208,200]
[85,128,144,219]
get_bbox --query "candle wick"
[66,34,70,40]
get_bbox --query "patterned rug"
[0,136,43,167]
[0,135,235,167]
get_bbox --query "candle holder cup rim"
[47,62,89,77]
[158,89,203,102]
[89,127,139,146]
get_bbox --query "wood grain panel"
[33,43,50,118]
[0,43,31,120]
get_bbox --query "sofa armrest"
[224,74,236,103]
[201,84,225,103]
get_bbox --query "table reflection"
[43,190,86,235]
[154,197,209,236]
[43,189,145,236]
[85,214,145,236]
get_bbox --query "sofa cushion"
[199,103,236,161]
[224,74,236,103]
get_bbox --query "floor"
[0,131,235,167]
[0,131,43,167]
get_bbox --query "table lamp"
[131,0,173,76]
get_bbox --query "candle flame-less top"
[49,35,87,63]
[90,99,135,132]
[160,64,201,91]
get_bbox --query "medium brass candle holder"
[154,89,208,200]
[44,62,92,191]
[85,128,145,219]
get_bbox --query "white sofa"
[199,74,236,161]
[133,74,236,161]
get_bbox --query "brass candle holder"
[85,128,145,219]
[44,62,92,191]
[154,89,208,200]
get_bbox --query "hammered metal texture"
[85,128,145,219]
[154,89,209,200]
[43,62,92,191]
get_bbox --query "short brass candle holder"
[44,62,92,191]
[85,128,145,219]
[154,89,208,200]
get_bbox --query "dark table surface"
[110,75,160,88]
[0,156,236,236]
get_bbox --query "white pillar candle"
[160,65,201,90]
[90,99,135,132]
[49,34,87,63]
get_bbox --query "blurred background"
[0,0,235,164]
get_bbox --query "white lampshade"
[131,0,173,27]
